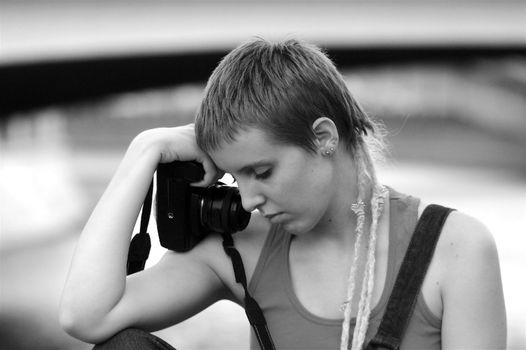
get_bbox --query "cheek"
[306,173,333,211]
[279,165,332,209]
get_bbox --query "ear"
[312,117,339,155]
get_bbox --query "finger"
[191,155,219,187]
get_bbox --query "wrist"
[128,131,163,165]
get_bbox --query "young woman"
[60,38,507,349]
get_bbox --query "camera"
[156,161,251,252]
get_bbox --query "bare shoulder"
[420,204,506,348]
[418,202,499,269]
[438,209,500,272]
[434,209,504,307]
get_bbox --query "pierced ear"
[312,117,339,151]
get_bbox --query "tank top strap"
[351,187,422,329]
[384,187,422,300]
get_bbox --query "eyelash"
[231,169,272,183]
[254,169,272,180]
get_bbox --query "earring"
[323,146,335,157]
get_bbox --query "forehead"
[209,127,289,171]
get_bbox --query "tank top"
[247,189,442,349]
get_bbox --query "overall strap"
[221,233,276,350]
[366,204,454,350]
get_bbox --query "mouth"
[264,212,283,223]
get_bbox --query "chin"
[281,219,315,236]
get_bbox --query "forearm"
[60,136,160,330]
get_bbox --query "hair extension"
[340,153,367,349]
[340,147,370,349]
[356,144,388,349]
[353,184,386,347]
[341,142,387,350]
[351,151,375,350]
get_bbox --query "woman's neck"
[298,153,373,248]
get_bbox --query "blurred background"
[1,0,525,349]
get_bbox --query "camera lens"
[200,184,251,233]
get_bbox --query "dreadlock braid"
[340,141,387,350]
[353,166,387,348]
[340,154,367,349]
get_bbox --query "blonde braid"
[354,144,387,349]
[353,185,386,348]
[341,143,387,350]
[340,197,365,347]
[340,149,368,350]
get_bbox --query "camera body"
[156,161,250,252]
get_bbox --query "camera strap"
[126,179,275,349]
[126,180,153,275]
[221,232,276,350]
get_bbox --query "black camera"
[156,161,251,252]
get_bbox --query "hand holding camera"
[156,161,251,252]
[135,125,250,251]
[131,124,251,249]
[131,124,222,187]
[128,128,251,272]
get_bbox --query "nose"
[237,180,265,213]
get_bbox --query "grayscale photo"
[1,1,525,349]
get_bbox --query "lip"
[264,212,283,223]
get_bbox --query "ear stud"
[323,147,335,157]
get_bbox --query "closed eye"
[254,169,272,180]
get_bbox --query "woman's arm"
[440,212,507,349]
[59,125,225,343]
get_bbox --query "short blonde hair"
[195,37,377,156]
